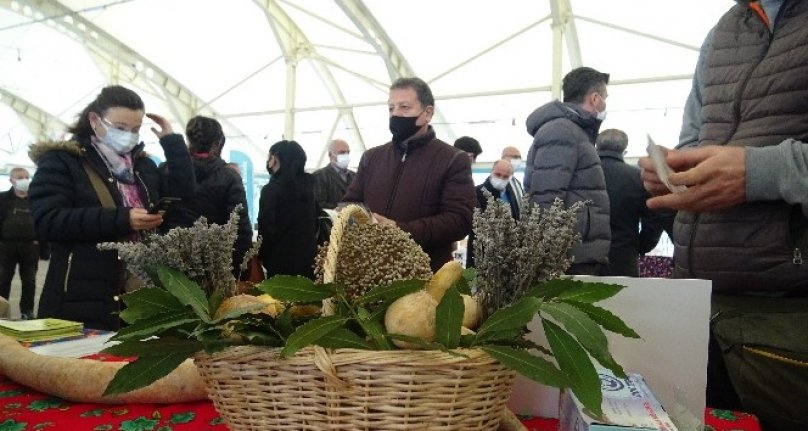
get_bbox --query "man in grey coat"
[524,66,611,275]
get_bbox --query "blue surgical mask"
[99,118,140,155]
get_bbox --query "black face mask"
[389,115,421,143]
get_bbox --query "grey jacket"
[312,164,355,210]
[524,100,610,266]
[674,0,808,292]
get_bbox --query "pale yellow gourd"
[385,261,481,349]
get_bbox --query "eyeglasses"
[99,116,139,134]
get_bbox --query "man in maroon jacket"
[342,77,475,271]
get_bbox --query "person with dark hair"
[161,115,252,277]
[640,2,808,429]
[453,136,482,163]
[312,139,355,210]
[595,129,664,277]
[523,66,611,275]
[26,85,195,330]
[258,140,317,278]
[343,77,475,271]
[0,167,39,319]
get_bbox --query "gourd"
[384,261,481,348]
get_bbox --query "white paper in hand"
[646,135,687,193]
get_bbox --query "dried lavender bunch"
[98,205,256,297]
[473,194,583,318]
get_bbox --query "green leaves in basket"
[481,345,568,388]
[118,288,184,325]
[146,264,211,323]
[355,279,424,304]
[257,275,336,302]
[103,351,197,396]
[529,278,623,303]
[544,319,603,418]
[571,302,640,339]
[111,309,200,342]
[356,307,393,350]
[542,302,625,379]
[281,315,351,358]
[435,286,463,349]
[102,337,202,357]
[474,297,541,345]
[315,327,373,350]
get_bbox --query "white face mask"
[335,153,350,170]
[13,178,30,193]
[490,177,510,191]
[99,118,140,155]
[509,158,522,171]
[596,109,608,121]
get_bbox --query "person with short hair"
[343,77,475,271]
[312,139,355,210]
[501,146,525,202]
[524,66,611,275]
[453,136,482,164]
[0,167,39,319]
[466,159,520,268]
[596,129,664,277]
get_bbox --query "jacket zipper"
[63,252,73,293]
[384,151,408,215]
[134,171,152,207]
[688,12,775,277]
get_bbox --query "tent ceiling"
[0,0,730,171]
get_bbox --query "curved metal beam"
[0,86,68,143]
[335,0,454,142]
[0,0,263,154]
[253,0,366,153]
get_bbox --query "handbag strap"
[81,159,116,208]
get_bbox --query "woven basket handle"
[322,204,371,284]
[322,205,371,315]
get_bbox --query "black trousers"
[0,241,40,315]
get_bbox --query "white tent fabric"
[1,0,731,173]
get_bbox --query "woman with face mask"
[257,140,317,278]
[26,85,196,331]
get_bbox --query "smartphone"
[148,197,181,214]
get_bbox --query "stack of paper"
[0,318,84,342]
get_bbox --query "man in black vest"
[0,167,39,320]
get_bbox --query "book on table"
[0,318,84,342]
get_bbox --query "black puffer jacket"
[162,156,252,276]
[27,135,195,330]
[524,100,610,266]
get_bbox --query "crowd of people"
[1,1,806,428]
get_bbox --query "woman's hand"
[146,113,173,138]
[129,208,163,231]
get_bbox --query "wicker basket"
[194,205,517,430]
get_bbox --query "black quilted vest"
[674,0,808,292]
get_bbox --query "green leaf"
[435,286,464,349]
[470,329,523,345]
[481,345,569,387]
[102,337,201,357]
[569,301,640,339]
[526,279,573,300]
[356,307,393,350]
[281,315,350,358]
[356,280,425,304]
[211,300,267,323]
[257,275,335,302]
[149,265,211,323]
[543,319,602,417]
[111,310,199,342]
[315,328,373,350]
[475,297,540,342]
[208,290,225,317]
[103,351,195,396]
[542,302,624,378]
[547,279,623,304]
[118,288,184,325]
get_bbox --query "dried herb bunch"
[98,206,260,297]
[473,194,583,318]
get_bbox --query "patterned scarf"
[90,137,135,184]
